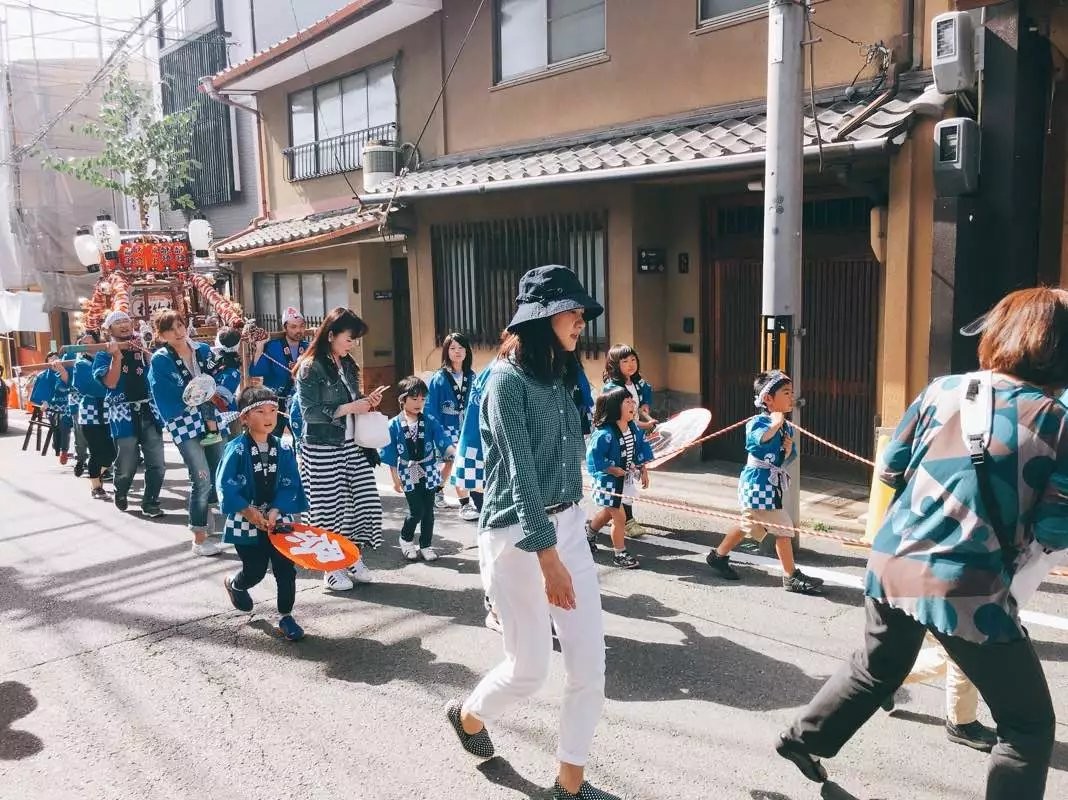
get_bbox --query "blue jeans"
[114,407,166,506]
[176,435,224,532]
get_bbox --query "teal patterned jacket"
[867,374,1068,643]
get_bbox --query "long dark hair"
[498,318,579,387]
[593,386,630,429]
[295,307,368,379]
[440,331,473,373]
[603,343,642,385]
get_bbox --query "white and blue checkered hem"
[77,402,103,426]
[451,445,484,491]
[165,409,209,445]
[739,482,779,511]
[221,513,293,544]
[591,474,624,508]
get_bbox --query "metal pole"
[761,0,806,538]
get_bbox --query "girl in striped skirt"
[294,307,387,592]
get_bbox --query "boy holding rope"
[704,370,824,594]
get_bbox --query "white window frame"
[495,0,607,84]
[697,0,767,30]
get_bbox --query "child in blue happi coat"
[704,370,823,594]
[601,344,657,536]
[30,353,73,464]
[426,332,479,519]
[381,376,456,562]
[585,386,653,570]
[218,386,310,641]
[208,328,243,435]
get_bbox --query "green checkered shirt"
[479,360,585,551]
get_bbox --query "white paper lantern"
[188,215,213,258]
[73,225,101,273]
[92,213,120,262]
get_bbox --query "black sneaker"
[73,460,85,478]
[141,505,165,519]
[91,487,110,501]
[586,522,599,553]
[224,576,253,613]
[705,551,740,580]
[612,550,640,570]
[445,699,494,759]
[784,569,824,594]
[775,734,828,783]
[552,780,622,799]
[114,492,128,512]
[946,720,996,752]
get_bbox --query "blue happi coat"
[216,433,308,544]
[450,361,495,491]
[148,342,221,445]
[248,338,307,397]
[30,368,72,425]
[72,356,107,427]
[586,422,654,507]
[426,367,477,442]
[93,350,162,439]
[602,376,654,410]
[738,414,796,510]
[380,412,454,492]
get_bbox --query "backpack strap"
[960,371,1017,574]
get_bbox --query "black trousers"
[232,534,297,616]
[82,424,116,480]
[401,483,436,548]
[786,597,1055,800]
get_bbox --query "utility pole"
[761,0,806,539]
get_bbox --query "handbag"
[353,410,390,449]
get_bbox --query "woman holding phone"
[294,307,387,591]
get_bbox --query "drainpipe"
[199,76,270,223]
[832,0,915,142]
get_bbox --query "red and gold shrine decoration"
[267,523,361,571]
[116,239,191,275]
[189,273,245,328]
[83,283,111,331]
[109,272,131,315]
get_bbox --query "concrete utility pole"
[761,0,806,535]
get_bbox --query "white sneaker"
[458,504,480,522]
[323,569,354,591]
[433,492,448,509]
[347,559,375,583]
[399,539,420,561]
[419,547,439,562]
[192,538,224,557]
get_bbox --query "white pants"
[903,636,978,725]
[465,504,606,766]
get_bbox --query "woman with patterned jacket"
[147,310,226,557]
[218,386,310,642]
[71,332,115,501]
[777,287,1068,798]
[426,332,479,520]
[381,375,456,562]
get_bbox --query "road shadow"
[0,681,43,760]
[477,757,549,799]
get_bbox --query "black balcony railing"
[282,123,398,182]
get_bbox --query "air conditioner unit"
[932,12,977,94]
[362,140,400,193]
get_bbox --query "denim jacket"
[295,355,363,446]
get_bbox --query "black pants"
[401,483,436,548]
[471,491,483,511]
[82,424,116,480]
[232,535,297,616]
[786,598,1055,800]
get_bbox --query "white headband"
[754,371,791,408]
[240,400,278,416]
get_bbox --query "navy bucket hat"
[506,265,604,332]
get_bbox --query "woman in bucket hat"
[445,266,620,800]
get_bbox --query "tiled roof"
[374,90,920,196]
[215,205,388,256]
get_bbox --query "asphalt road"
[1,416,1066,799]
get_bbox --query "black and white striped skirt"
[299,440,383,549]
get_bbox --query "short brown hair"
[978,287,1068,387]
[152,309,186,335]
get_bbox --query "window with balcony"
[431,212,609,358]
[496,0,606,83]
[698,0,765,26]
[285,62,397,181]
[253,270,349,331]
